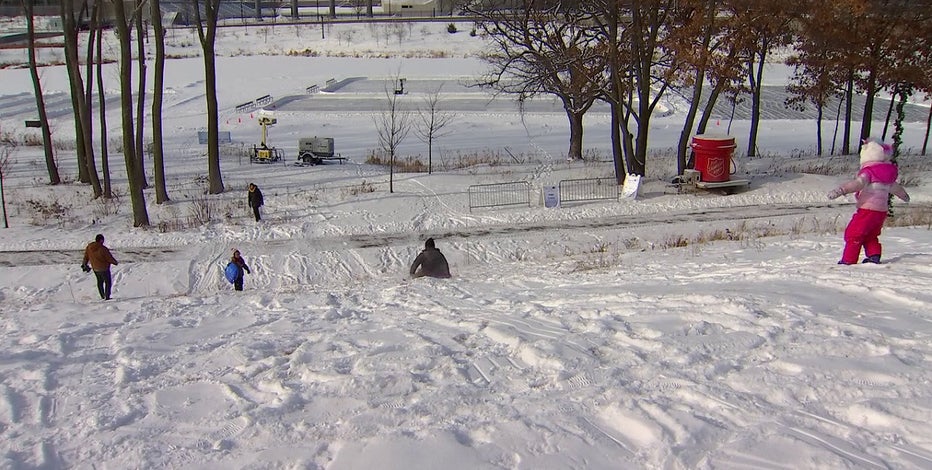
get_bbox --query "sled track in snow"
[347,201,854,248]
[0,202,926,267]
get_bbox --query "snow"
[2,19,932,469]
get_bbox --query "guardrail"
[235,101,256,113]
[235,95,274,113]
[467,181,531,212]
[255,95,273,107]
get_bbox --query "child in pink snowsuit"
[828,138,910,264]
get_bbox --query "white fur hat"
[860,139,891,165]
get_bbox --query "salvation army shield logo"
[707,157,726,179]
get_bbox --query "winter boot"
[862,254,881,264]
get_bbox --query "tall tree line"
[22,0,219,226]
[20,0,932,226]
[472,0,932,182]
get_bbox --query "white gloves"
[827,188,844,200]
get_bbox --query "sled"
[224,262,241,284]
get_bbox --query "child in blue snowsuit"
[230,249,251,291]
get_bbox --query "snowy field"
[2,19,932,469]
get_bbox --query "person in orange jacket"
[82,233,119,300]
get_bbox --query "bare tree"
[151,0,170,203]
[112,0,150,226]
[415,85,455,174]
[469,0,605,161]
[588,0,629,183]
[0,144,11,228]
[193,0,226,194]
[22,0,61,185]
[589,0,682,177]
[727,0,796,157]
[663,0,734,174]
[375,80,412,193]
[786,0,850,156]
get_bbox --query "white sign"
[543,185,560,208]
[621,174,641,199]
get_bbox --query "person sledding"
[409,238,451,279]
[226,249,252,291]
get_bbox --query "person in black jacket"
[410,238,451,279]
[247,183,264,222]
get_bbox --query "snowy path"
[0,200,876,268]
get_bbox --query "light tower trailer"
[296,137,346,165]
[251,111,284,163]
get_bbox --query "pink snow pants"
[841,208,888,264]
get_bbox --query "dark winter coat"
[410,247,451,279]
[248,186,264,208]
[83,241,118,272]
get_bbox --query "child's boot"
[862,254,881,264]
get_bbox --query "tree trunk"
[152,0,170,203]
[621,107,636,175]
[61,0,91,184]
[630,52,652,177]
[113,0,150,226]
[677,69,704,175]
[842,71,854,155]
[881,92,895,140]
[923,104,931,156]
[697,80,725,135]
[816,104,823,155]
[195,0,225,194]
[746,49,767,158]
[96,18,111,198]
[23,1,61,185]
[83,0,102,197]
[204,46,224,194]
[859,68,877,143]
[565,108,584,161]
[604,5,625,185]
[831,94,843,155]
[135,6,148,189]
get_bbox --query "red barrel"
[691,135,736,182]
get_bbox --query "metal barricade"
[558,178,618,205]
[467,181,531,211]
